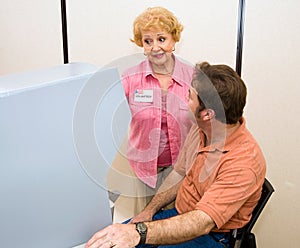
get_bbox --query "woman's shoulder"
[173,55,194,85]
[174,55,194,69]
[122,59,147,77]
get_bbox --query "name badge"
[134,89,153,103]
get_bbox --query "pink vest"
[122,56,194,188]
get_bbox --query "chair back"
[244,178,275,234]
[230,178,275,248]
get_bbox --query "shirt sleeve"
[121,73,130,101]
[173,124,199,176]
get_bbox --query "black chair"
[229,178,275,248]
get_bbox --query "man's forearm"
[145,210,215,245]
[143,170,184,215]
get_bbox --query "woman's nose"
[151,41,161,51]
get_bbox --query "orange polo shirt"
[175,117,266,231]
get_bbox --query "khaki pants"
[106,137,173,223]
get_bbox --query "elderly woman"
[108,6,194,223]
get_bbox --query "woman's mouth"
[152,53,165,59]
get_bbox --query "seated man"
[85,62,266,248]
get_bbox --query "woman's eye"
[159,37,166,42]
[143,39,152,45]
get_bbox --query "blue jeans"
[129,208,230,248]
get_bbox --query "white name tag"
[134,89,153,102]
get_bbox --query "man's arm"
[146,209,215,245]
[130,169,184,223]
[85,209,215,248]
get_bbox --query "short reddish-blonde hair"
[131,6,183,47]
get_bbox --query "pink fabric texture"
[122,56,194,188]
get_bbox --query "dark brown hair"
[192,62,247,124]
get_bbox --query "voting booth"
[0,63,130,247]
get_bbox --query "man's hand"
[85,223,140,248]
[129,209,154,223]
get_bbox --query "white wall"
[242,0,300,247]
[1,0,299,247]
[67,0,238,67]
[0,0,63,75]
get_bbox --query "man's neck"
[200,120,241,147]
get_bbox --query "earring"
[172,47,175,52]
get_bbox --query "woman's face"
[141,29,176,66]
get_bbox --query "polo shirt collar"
[198,117,246,153]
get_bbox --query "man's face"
[187,87,200,122]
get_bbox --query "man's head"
[191,62,247,124]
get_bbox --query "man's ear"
[202,109,215,121]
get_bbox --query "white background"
[1,0,300,247]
